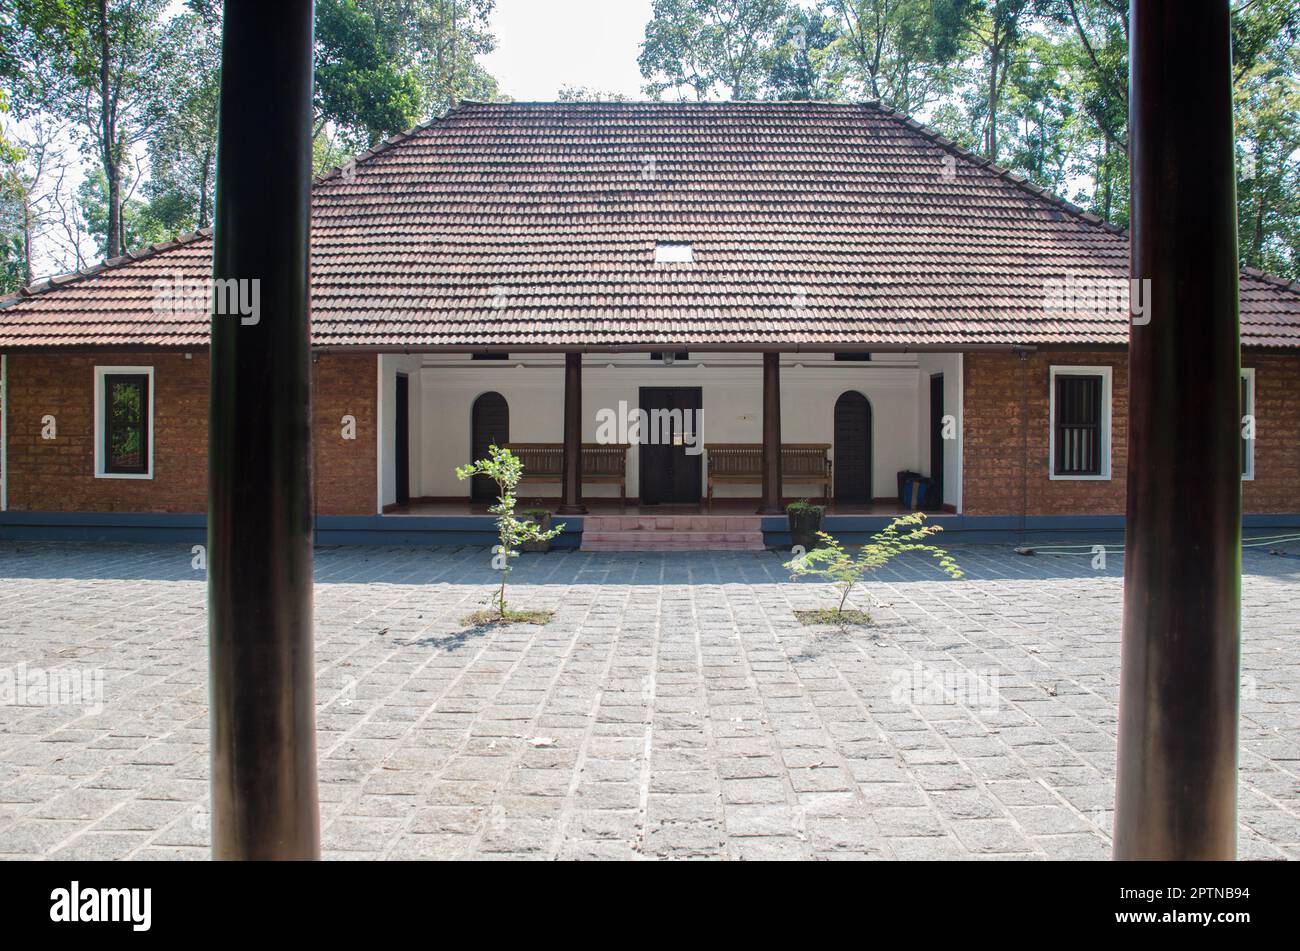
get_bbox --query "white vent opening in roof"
[654,242,694,264]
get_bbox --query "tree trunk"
[986,48,1000,161]
[1101,136,1112,222]
[1253,193,1265,264]
[1251,142,1265,262]
[21,194,32,286]
[99,0,121,259]
[448,0,458,107]
[199,145,212,228]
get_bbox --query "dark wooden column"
[758,352,783,514]
[208,0,319,859]
[1114,0,1241,860]
[557,352,587,514]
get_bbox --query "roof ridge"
[1241,265,1300,293]
[312,101,470,186]
[2,102,473,309]
[7,100,1300,324]
[0,227,214,312]
[864,100,1128,238]
[452,99,862,107]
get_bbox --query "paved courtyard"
[0,539,1297,860]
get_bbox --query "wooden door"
[929,374,944,510]
[470,391,509,502]
[638,387,703,504]
[833,391,872,503]
[395,374,410,505]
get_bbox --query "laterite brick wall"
[1243,352,1300,513]
[2,351,377,516]
[962,350,1299,516]
[313,352,377,516]
[5,351,209,512]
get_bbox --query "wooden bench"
[504,443,629,510]
[706,444,832,511]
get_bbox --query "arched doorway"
[470,392,509,502]
[833,391,872,504]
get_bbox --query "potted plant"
[786,499,826,550]
[520,508,554,552]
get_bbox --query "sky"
[20,0,668,278]
[481,0,656,101]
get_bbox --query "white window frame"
[94,365,155,480]
[1242,367,1255,482]
[1048,365,1112,481]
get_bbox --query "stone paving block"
[1007,805,1093,836]
[951,819,1036,854]
[721,777,787,805]
[1,542,1296,861]
[872,807,948,837]
[724,804,801,837]
[48,831,151,860]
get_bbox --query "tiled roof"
[2,100,1299,350]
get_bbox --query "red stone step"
[582,515,764,532]
[580,529,765,552]
[578,514,767,551]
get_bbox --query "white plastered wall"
[915,352,964,512]
[387,352,961,505]
[377,354,425,511]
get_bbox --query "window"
[834,353,872,361]
[1049,366,1111,480]
[650,351,689,362]
[1242,368,1255,480]
[95,367,154,479]
[654,242,693,264]
[471,353,509,360]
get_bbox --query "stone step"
[582,515,764,532]
[581,530,766,552]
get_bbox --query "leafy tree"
[1236,47,1300,279]
[640,0,793,100]
[315,0,499,149]
[1233,0,1300,83]
[312,131,357,179]
[761,5,842,100]
[142,3,221,232]
[6,0,170,259]
[315,0,426,146]
[558,86,631,102]
[0,91,29,291]
[455,445,564,622]
[0,233,23,293]
[827,0,976,114]
[77,167,170,257]
[366,0,499,114]
[966,0,1032,161]
[1030,0,1128,224]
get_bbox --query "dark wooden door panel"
[833,391,872,503]
[471,391,509,502]
[395,374,410,505]
[638,387,702,504]
[929,374,944,509]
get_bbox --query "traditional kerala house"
[1,101,1297,548]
